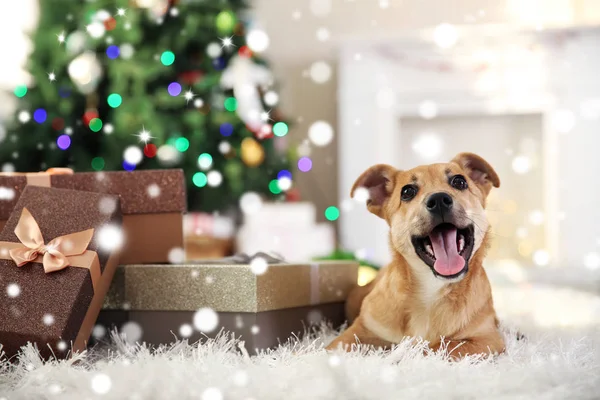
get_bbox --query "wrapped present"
[98,254,358,353]
[0,169,186,264]
[0,186,123,359]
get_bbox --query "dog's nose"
[426,192,453,214]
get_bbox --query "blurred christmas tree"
[0,0,294,212]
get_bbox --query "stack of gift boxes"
[0,169,357,359]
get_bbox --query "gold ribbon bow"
[9,208,95,274]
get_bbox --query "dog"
[326,152,505,359]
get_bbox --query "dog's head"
[352,152,499,282]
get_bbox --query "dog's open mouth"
[411,223,475,279]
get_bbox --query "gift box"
[98,255,358,353]
[0,169,185,264]
[236,202,336,261]
[0,186,123,359]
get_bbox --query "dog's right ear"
[351,164,398,219]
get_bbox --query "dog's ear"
[451,152,500,197]
[351,164,398,219]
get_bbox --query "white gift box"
[236,202,335,261]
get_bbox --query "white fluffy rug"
[1,279,600,399]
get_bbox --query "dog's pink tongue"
[430,226,465,276]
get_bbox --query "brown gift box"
[0,169,186,264]
[98,261,358,353]
[0,186,122,360]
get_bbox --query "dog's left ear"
[451,152,500,197]
[351,164,399,219]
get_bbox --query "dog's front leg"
[429,331,505,360]
[325,317,392,351]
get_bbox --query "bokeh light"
[160,51,175,66]
[89,118,103,132]
[215,10,236,34]
[512,155,531,174]
[193,172,208,187]
[220,122,234,136]
[298,157,312,172]
[14,85,27,98]
[277,170,292,180]
[91,157,105,171]
[224,97,237,112]
[273,122,289,137]
[325,206,340,221]
[106,45,120,59]
[123,145,143,165]
[107,93,122,108]
[33,108,47,124]
[198,153,213,170]
[168,82,182,96]
[269,179,282,194]
[175,137,189,152]
[122,161,136,171]
[56,135,71,150]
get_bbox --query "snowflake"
[121,321,143,344]
[43,314,55,326]
[250,257,268,275]
[193,308,219,333]
[97,225,124,251]
[91,373,112,395]
[147,183,161,198]
[179,324,193,338]
[92,324,106,339]
[168,247,186,264]
[57,341,67,351]
[328,355,341,367]
[250,325,260,335]
[7,283,20,298]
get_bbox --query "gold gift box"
[104,261,359,312]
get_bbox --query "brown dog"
[326,153,505,359]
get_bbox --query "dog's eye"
[400,185,418,201]
[450,175,468,190]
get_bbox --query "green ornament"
[215,10,236,34]
[325,206,340,221]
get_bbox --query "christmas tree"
[0,0,294,212]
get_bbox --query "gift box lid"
[104,260,359,313]
[0,185,123,359]
[0,169,186,220]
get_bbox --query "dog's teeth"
[458,235,465,253]
[425,244,434,258]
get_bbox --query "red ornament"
[178,70,204,85]
[255,124,273,140]
[144,144,157,158]
[238,46,252,58]
[104,17,117,31]
[82,110,99,126]
[51,117,65,131]
[285,188,301,202]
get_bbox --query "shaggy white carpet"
[1,279,600,399]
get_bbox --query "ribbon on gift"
[188,251,287,265]
[0,168,74,187]
[0,207,101,291]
